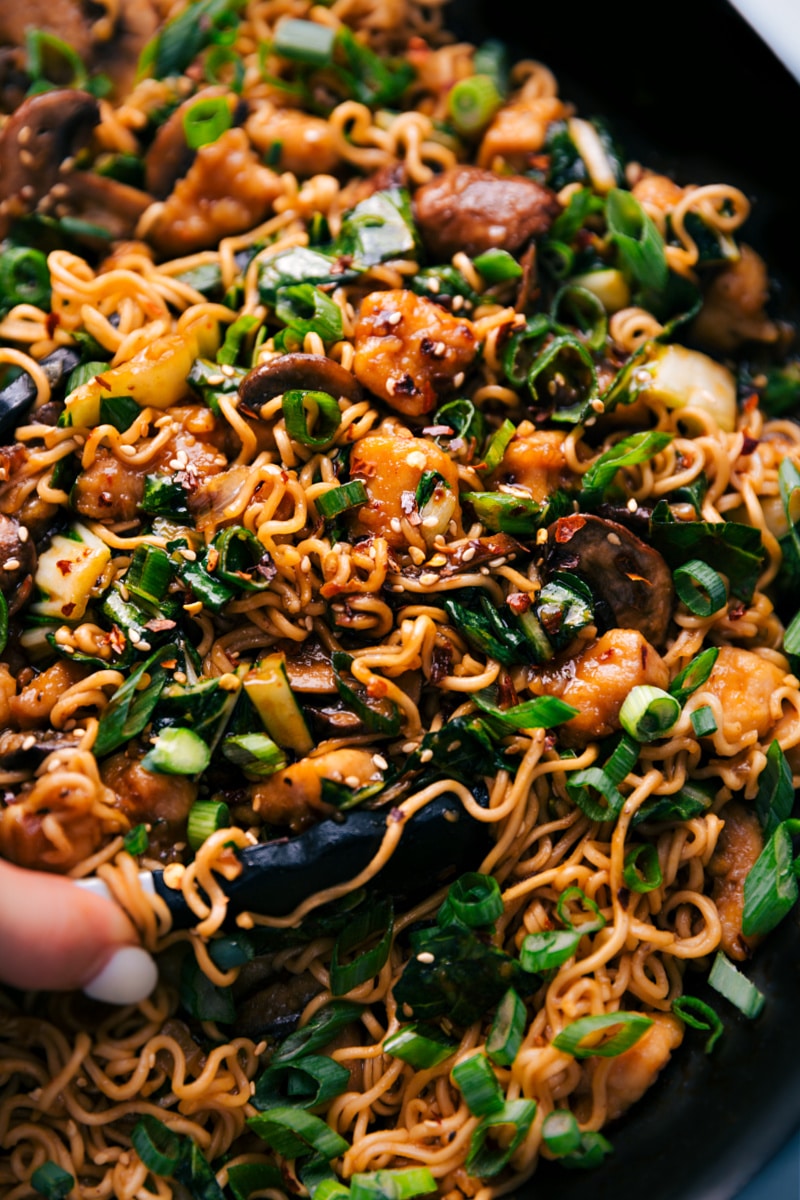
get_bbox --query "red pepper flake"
[367,677,389,699]
[554,513,587,543]
[729,601,746,622]
[45,310,60,338]
[95,375,112,392]
[61,602,75,616]
[743,392,759,414]
[56,559,73,575]
[740,433,759,456]
[206,547,220,572]
[507,591,532,614]
[159,658,178,669]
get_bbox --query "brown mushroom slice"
[541,513,673,646]
[44,170,152,241]
[414,165,561,260]
[0,514,36,613]
[0,89,99,237]
[283,639,338,693]
[239,353,363,413]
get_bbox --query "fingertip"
[83,945,159,1005]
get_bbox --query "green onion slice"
[349,1167,437,1200]
[603,733,639,785]
[556,887,606,934]
[273,18,336,65]
[551,283,608,352]
[552,1012,653,1059]
[619,685,680,743]
[272,1001,364,1065]
[742,819,800,938]
[217,313,260,366]
[447,74,502,136]
[0,245,51,309]
[473,248,522,284]
[437,872,503,928]
[186,798,231,850]
[673,559,727,617]
[30,1163,75,1200]
[690,704,717,736]
[123,823,149,856]
[707,952,765,1018]
[480,418,516,474]
[452,1053,504,1116]
[282,389,341,449]
[253,1054,351,1112]
[383,1023,456,1069]
[541,1109,582,1156]
[222,732,287,778]
[672,995,724,1053]
[520,929,580,973]
[317,480,369,520]
[566,766,625,822]
[668,646,719,704]
[183,95,233,149]
[247,1105,348,1162]
[622,844,663,893]
[561,1129,613,1170]
[486,988,526,1067]
[131,1114,182,1175]
[580,430,673,498]
[227,1162,284,1200]
[755,739,794,836]
[465,1098,537,1178]
[330,897,394,996]
[472,688,578,731]
[332,651,400,736]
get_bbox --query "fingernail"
[83,946,158,1005]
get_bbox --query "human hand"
[0,858,158,1003]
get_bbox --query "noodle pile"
[1,1,799,1197]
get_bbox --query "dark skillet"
[443,0,800,1195]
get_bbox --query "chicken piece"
[72,451,147,523]
[700,646,788,751]
[145,128,283,257]
[414,165,560,260]
[8,661,90,730]
[145,87,234,199]
[0,802,106,872]
[488,424,572,503]
[599,1013,683,1122]
[249,748,382,834]
[353,289,477,418]
[246,104,340,177]
[708,802,764,961]
[528,628,670,746]
[101,746,197,852]
[691,245,779,354]
[477,98,566,172]
[350,430,462,549]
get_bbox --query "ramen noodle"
[0,1,799,1197]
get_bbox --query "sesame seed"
[607,532,622,546]
[373,754,388,769]
[218,673,241,692]
[421,515,439,528]
[452,295,463,310]
[419,572,439,585]
[344,775,361,788]
[462,546,476,562]
[428,554,447,567]
[207,374,225,386]
[137,641,152,651]
[407,451,427,469]
[488,557,506,569]
[129,630,141,643]
[627,497,638,512]
[419,748,433,763]
[4,558,20,571]
[401,741,418,753]
[173,671,188,684]
[426,278,440,293]
[590,398,605,413]
[536,528,548,544]
[433,341,446,357]
[221,364,236,377]
[386,378,397,396]
[22,735,36,751]
[408,546,425,565]
[453,372,465,388]
[387,311,403,326]
[416,951,435,964]
[300,556,311,573]
[390,517,402,533]
[479,565,490,575]
[179,548,197,561]
[118,444,137,458]
[18,526,29,543]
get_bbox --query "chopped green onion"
[0,246,51,309]
[603,733,639,785]
[227,1162,284,1200]
[126,543,173,606]
[462,489,564,537]
[95,643,179,758]
[473,248,522,284]
[282,389,341,449]
[349,1167,437,1200]
[274,283,343,352]
[472,689,578,732]
[605,187,668,292]
[332,651,400,736]
[452,1053,504,1116]
[755,739,795,836]
[447,74,502,136]
[253,1054,350,1111]
[465,1098,537,1178]
[247,1106,349,1161]
[217,313,261,366]
[472,38,509,94]
[551,284,608,352]
[561,1130,613,1170]
[433,398,485,446]
[566,766,625,822]
[579,430,674,498]
[330,897,394,995]
[30,1163,75,1200]
[541,1109,582,1156]
[668,647,719,704]
[131,1114,182,1175]
[383,1024,456,1069]
[672,995,724,1053]
[0,591,7,658]
[272,1001,364,1065]
[415,469,449,510]
[183,95,233,149]
[742,819,800,938]
[784,608,800,657]
[123,823,149,856]
[556,887,606,933]
[553,1012,653,1059]
[274,18,336,65]
[708,951,765,1018]
[519,929,580,972]
[622,844,663,893]
[690,704,717,736]
[222,732,287,777]
[99,394,141,433]
[143,727,212,777]
[317,480,369,520]
[186,798,231,850]
[619,685,680,742]
[486,988,526,1067]
[481,418,516,474]
[212,525,274,592]
[527,334,598,425]
[673,559,727,616]
[437,872,503,928]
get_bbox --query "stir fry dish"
[1,1,800,1197]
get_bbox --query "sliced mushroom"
[0,89,99,238]
[233,969,321,1039]
[0,515,36,611]
[283,639,338,693]
[0,727,79,769]
[0,46,29,114]
[239,353,363,413]
[41,170,151,242]
[541,513,673,646]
